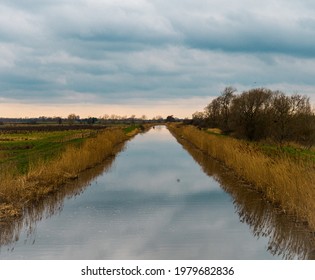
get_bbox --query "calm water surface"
[0,126,313,259]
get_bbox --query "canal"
[0,126,314,259]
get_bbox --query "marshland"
[0,89,315,259]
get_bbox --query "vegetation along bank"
[167,123,315,230]
[0,125,145,221]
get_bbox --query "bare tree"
[203,87,315,144]
[204,86,236,130]
[230,88,272,140]
[68,114,80,125]
[270,91,292,142]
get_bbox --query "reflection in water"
[0,143,126,250]
[1,126,314,259]
[172,134,315,260]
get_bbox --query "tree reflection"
[0,143,126,250]
[2,131,315,260]
[173,135,315,260]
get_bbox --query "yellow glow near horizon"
[0,97,210,119]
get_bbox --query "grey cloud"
[1,0,315,107]
[3,0,315,57]
[168,9,315,58]
[46,1,180,49]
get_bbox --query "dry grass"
[206,128,223,134]
[0,128,132,220]
[168,124,315,230]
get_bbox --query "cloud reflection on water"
[1,126,313,259]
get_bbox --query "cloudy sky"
[1,0,315,118]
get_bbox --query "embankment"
[0,126,142,221]
[167,124,315,230]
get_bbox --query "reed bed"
[0,128,132,220]
[168,124,315,229]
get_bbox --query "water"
[0,126,314,259]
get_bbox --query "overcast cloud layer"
[1,0,315,117]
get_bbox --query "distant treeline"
[0,115,179,125]
[192,87,315,147]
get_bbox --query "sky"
[1,0,315,119]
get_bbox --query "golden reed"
[0,128,134,220]
[168,124,315,230]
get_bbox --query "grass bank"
[167,124,315,230]
[0,125,142,221]
[0,128,99,174]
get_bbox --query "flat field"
[0,123,146,221]
[0,125,104,174]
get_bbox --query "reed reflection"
[0,143,126,250]
[173,136,315,260]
